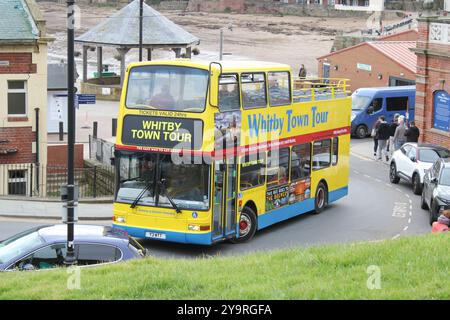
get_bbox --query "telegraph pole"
[139,0,143,61]
[64,0,77,266]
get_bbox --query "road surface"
[0,140,430,258]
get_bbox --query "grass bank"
[0,234,448,299]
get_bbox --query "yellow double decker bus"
[113,60,351,245]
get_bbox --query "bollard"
[59,122,64,141]
[93,121,98,139]
[112,118,117,137]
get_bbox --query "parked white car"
[389,143,450,195]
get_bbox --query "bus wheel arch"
[314,179,329,214]
[230,201,257,244]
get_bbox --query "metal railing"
[292,77,350,103]
[89,135,115,167]
[0,163,115,199]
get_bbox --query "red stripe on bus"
[114,126,350,157]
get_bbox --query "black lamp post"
[64,0,77,266]
[139,0,143,62]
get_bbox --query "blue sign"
[433,91,450,132]
[77,94,96,104]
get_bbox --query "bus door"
[212,157,237,241]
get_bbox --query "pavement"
[0,198,113,220]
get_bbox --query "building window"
[8,80,27,116]
[241,73,267,109]
[433,90,450,132]
[8,170,27,195]
[312,139,331,170]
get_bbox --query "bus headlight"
[114,216,126,223]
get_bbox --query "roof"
[366,41,417,73]
[317,41,417,73]
[354,85,416,94]
[47,63,79,90]
[0,0,39,44]
[38,224,128,242]
[377,29,418,41]
[75,0,199,48]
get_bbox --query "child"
[432,209,450,233]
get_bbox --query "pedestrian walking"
[298,64,307,79]
[376,115,390,162]
[387,113,399,157]
[405,121,420,143]
[393,115,407,150]
[371,116,382,157]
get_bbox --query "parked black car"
[0,225,147,271]
[421,158,450,224]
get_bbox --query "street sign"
[77,94,96,104]
[433,90,450,132]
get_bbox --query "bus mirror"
[209,62,222,108]
[367,106,374,115]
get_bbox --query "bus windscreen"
[125,65,209,113]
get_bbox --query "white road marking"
[374,178,382,183]
[408,218,411,223]
[403,226,409,231]
[395,188,402,193]
[364,174,371,179]
[385,183,392,188]
[392,202,408,218]
[392,234,401,240]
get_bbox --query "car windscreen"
[440,168,450,186]
[351,94,371,111]
[0,230,45,264]
[419,149,440,163]
[436,148,450,159]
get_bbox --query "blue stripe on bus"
[257,186,348,230]
[112,224,212,245]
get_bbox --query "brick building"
[0,0,52,196]
[317,38,417,92]
[412,15,450,149]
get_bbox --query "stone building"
[0,0,52,196]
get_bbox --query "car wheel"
[389,163,400,184]
[412,173,422,195]
[355,125,368,139]
[230,206,257,243]
[421,190,429,210]
[313,182,328,214]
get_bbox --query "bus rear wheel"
[313,182,328,214]
[230,206,257,244]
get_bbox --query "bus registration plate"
[145,232,166,240]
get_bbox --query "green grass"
[0,234,448,299]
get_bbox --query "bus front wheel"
[230,207,257,243]
[313,182,328,214]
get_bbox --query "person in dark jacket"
[405,121,420,143]
[372,117,382,157]
[376,115,390,161]
[298,64,307,78]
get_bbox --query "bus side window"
[218,74,240,112]
[332,137,338,166]
[312,139,331,171]
[268,71,291,107]
[291,143,311,181]
[241,73,267,109]
[267,148,290,187]
[240,153,265,190]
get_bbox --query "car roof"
[406,142,449,151]
[37,224,128,243]
[353,85,415,95]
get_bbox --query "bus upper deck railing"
[292,77,350,103]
